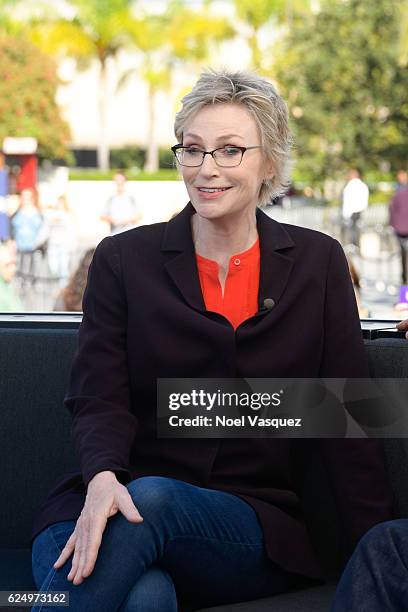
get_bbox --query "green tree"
[232,0,311,71]
[31,0,137,170]
[0,0,24,33]
[0,33,71,161]
[274,0,408,185]
[399,1,408,65]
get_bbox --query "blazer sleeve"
[319,238,367,378]
[64,236,138,488]
[318,238,394,564]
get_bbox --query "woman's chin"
[192,200,227,219]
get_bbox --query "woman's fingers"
[67,536,83,582]
[80,514,107,580]
[118,489,143,523]
[68,519,94,585]
[72,493,143,583]
[67,512,109,584]
[396,318,408,337]
[54,479,144,585]
[67,521,87,583]
[53,531,76,569]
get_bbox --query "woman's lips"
[196,187,232,200]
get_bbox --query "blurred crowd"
[0,166,407,317]
[0,186,77,310]
[339,168,408,319]
[0,170,141,313]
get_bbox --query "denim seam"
[48,526,66,555]
[35,568,57,612]
[35,529,65,612]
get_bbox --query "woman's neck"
[21,204,37,213]
[191,209,258,266]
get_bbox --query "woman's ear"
[264,158,275,182]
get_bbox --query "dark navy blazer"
[31,202,393,579]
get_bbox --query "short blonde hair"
[174,69,292,205]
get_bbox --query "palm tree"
[121,2,234,172]
[118,12,171,173]
[30,0,137,170]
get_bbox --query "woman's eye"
[185,147,202,155]
[221,147,240,156]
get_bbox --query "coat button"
[234,258,241,266]
[263,298,275,310]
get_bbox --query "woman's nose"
[197,153,220,176]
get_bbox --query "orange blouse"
[196,239,260,330]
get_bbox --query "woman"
[31,70,393,611]
[10,188,46,280]
[53,248,95,312]
[45,195,77,289]
[11,188,45,253]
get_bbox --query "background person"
[0,153,10,242]
[0,242,22,311]
[0,152,9,205]
[0,210,10,243]
[341,168,369,247]
[44,195,77,288]
[100,171,142,235]
[53,248,95,311]
[389,179,408,285]
[396,169,408,192]
[31,70,393,612]
[10,188,46,279]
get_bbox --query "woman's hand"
[53,470,143,585]
[396,318,408,339]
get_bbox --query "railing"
[0,313,404,339]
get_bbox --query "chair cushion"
[0,549,35,590]
[196,583,336,611]
[0,328,79,548]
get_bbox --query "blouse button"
[234,258,241,266]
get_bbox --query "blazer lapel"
[256,207,295,310]
[161,202,296,314]
[161,203,206,311]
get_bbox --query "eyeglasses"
[171,145,263,168]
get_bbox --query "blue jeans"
[32,476,299,611]
[331,519,408,611]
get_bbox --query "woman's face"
[20,189,35,208]
[180,103,273,221]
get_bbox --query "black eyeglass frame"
[170,144,263,167]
